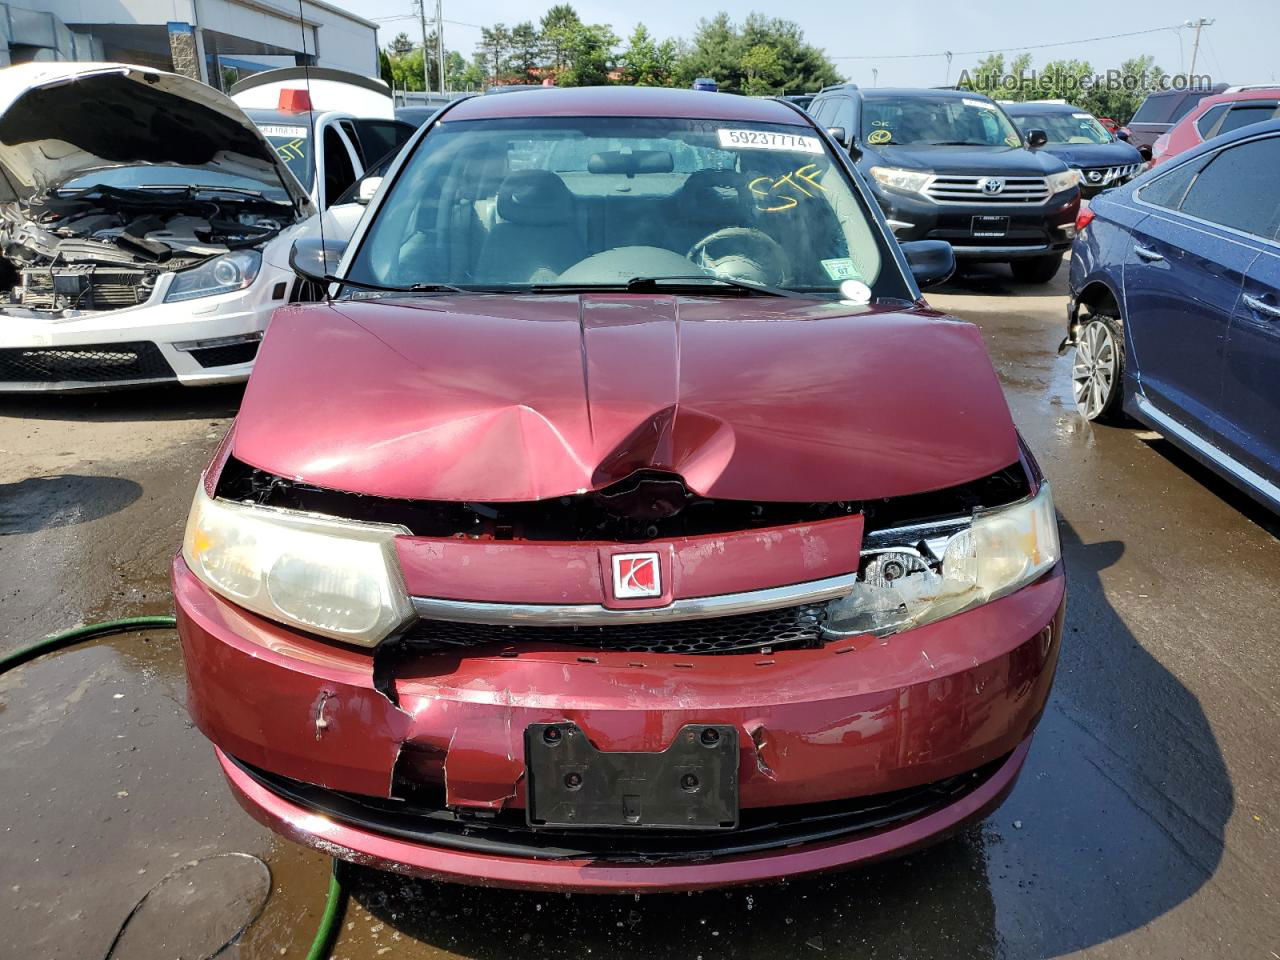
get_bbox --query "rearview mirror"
[288,235,347,284]
[899,240,955,289]
[356,176,383,205]
[1026,128,1048,149]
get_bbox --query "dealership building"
[0,0,379,88]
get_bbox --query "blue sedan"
[1066,117,1280,512]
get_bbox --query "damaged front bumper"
[174,555,1064,891]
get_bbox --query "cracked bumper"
[174,556,1064,889]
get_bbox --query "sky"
[363,0,1278,90]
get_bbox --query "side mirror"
[288,235,347,284]
[356,176,383,205]
[826,126,847,145]
[1116,128,1131,142]
[899,240,955,289]
[1026,128,1049,149]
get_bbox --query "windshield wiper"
[624,275,804,298]
[324,275,468,294]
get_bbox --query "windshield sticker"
[867,129,893,145]
[273,139,306,163]
[962,98,996,110]
[718,129,823,154]
[821,258,861,281]
[748,163,827,213]
[839,279,872,304]
[259,124,308,139]
[1004,135,1022,147]
[1072,112,1092,119]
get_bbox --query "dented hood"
[0,62,310,208]
[235,294,1020,503]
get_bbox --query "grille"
[190,340,260,368]
[1079,163,1141,187]
[19,267,151,311]
[0,341,173,384]
[230,752,1008,862]
[925,175,1051,203]
[404,603,829,655]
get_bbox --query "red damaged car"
[174,88,1064,892]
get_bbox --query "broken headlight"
[825,482,1059,638]
[164,250,262,303]
[182,486,414,647]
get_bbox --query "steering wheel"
[687,227,791,288]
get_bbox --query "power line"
[827,23,1189,61]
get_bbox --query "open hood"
[0,62,311,209]
[234,295,1021,503]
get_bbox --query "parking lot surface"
[1,266,1276,959]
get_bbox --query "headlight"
[825,482,1059,638]
[183,486,414,647]
[164,250,262,303]
[1046,169,1081,194]
[868,166,932,194]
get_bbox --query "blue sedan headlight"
[164,250,262,303]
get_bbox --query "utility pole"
[414,0,430,92]
[435,0,446,94]
[944,51,953,87]
[1185,18,1214,79]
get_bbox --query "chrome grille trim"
[410,574,859,626]
[924,175,1051,204]
[1078,163,1141,187]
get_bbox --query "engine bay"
[0,184,294,316]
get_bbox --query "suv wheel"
[1010,255,1063,284]
[1072,312,1125,422]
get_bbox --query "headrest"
[672,170,751,223]
[587,150,675,175]
[496,170,575,225]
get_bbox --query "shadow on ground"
[0,474,142,534]
[338,521,1232,959]
[0,383,244,423]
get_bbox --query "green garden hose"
[1,616,349,959]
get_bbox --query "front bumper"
[175,556,1064,891]
[875,187,1079,260]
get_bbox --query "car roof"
[859,87,994,101]
[1194,88,1280,110]
[1155,115,1280,170]
[1002,102,1087,114]
[443,86,810,125]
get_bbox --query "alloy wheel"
[1072,318,1118,420]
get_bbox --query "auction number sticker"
[962,98,997,110]
[718,129,823,154]
[259,124,309,139]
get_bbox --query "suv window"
[1168,92,1212,123]
[809,98,836,126]
[1132,92,1180,124]
[1216,102,1279,137]
[322,125,357,207]
[1179,135,1280,238]
[1196,104,1229,136]
[352,119,417,167]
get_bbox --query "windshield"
[861,96,1023,147]
[346,117,906,298]
[1010,111,1112,144]
[62,164,289,202]
[257,123,313,190]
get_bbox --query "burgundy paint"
[219,735,1030,893]
[443,86,808,125]
[394,514,863,604]
[234,296,1018,503]
[175,556,1063,812]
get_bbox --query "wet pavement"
[1,265,1277,958]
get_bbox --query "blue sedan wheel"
[1073,315,1124,422]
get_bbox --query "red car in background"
[1151,87,1280,167]
[174,87,1064,892]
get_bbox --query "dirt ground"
[1,264,1276,959]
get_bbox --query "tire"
[1072,311,1125,423]
[1010,254,1063,284]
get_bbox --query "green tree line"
[380,5,842,95]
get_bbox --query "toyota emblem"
[611,552,662,599]
[980,177,1005,195]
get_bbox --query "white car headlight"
[183,486,414,647]
[1046,169,1081,194]
[868,166,932,194]
[825,482,1059,638]
[164,250,262,303]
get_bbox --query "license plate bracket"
[525,722,739,830]
[971,214,1009,237]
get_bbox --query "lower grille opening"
[403,603,829,655]
[230,752,1008,863]
[190,340,260,368]
[0,341,174,383]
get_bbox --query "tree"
[618,24,678,86]
[741,43,782,96]
[390,32,414,57]
[540,4,582,74]
[509,21,542,82]
[378,47,394,89]
[479,23,513,85]
[675,13,840,95]
[559,22,618,86]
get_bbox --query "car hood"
[869,143,1068,175]
[0,62,311,208]
[233,294,1019,503]
[1039,141,1143,167]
